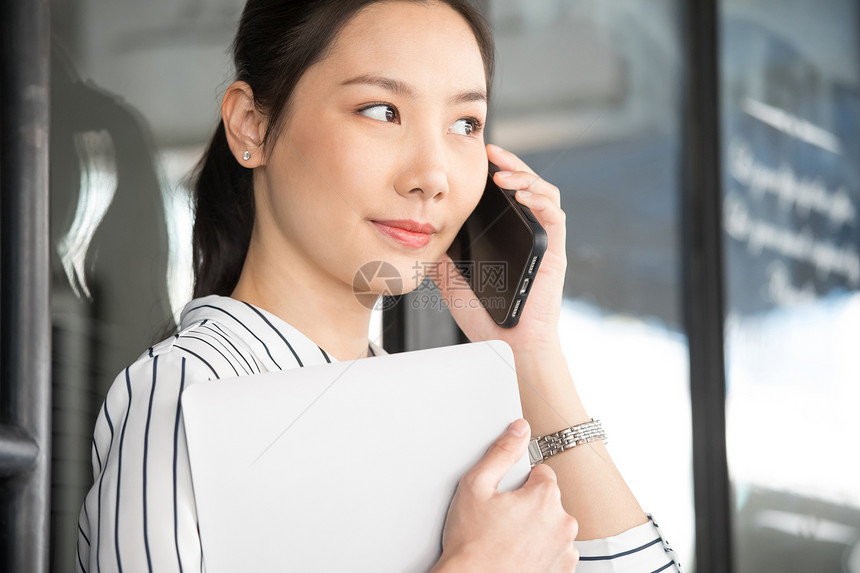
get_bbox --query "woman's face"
[255,0,488,297]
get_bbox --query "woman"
[77,1,681,571]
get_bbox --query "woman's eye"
[449,117,482,136]
[359,104,397,123]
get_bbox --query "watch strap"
[528,418,607,467]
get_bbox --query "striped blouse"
[76,294,682,572]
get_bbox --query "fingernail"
[507,419,528,437]
[517,190,532,197]
[496,171,513,178]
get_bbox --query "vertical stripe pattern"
[76,295,679,572]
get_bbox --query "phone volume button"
[511,298,522,318]
[519,278,530,294]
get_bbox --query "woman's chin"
[347,251,448,304]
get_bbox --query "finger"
[514,190,567,234]
[462,418,531,497]
[486,143,538,176]
[565,514,580,541]
[524,462,559,492]
[564,545,581,571]
[523,465,563,511]
[494,170,560,208]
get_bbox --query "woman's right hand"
[430,418,580,573]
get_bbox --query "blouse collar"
[179,295,387,372]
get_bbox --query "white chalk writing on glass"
[728,137,856,228]
[724,193,860,286]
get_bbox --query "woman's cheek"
[329,130,395,187]
[462,166,488,213]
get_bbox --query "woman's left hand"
[431,143,567,357]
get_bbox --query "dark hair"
[190,0,495,298]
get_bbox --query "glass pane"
[49,1,242,569]
[719,1,860,571]
[488,0,695,566]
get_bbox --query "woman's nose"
[393,135,450,200]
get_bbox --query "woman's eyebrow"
[340,73,487,105]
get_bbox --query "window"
[486,0,695,563]
[719,1,860,570]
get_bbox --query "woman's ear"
[221,81,267,167]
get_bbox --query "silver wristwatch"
[527,418,607,467]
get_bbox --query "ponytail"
[190,120,254,297]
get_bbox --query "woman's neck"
[231,238,376,362]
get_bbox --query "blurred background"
[2,0,858,571]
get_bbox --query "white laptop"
[180,339,531,573]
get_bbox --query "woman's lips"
[370,220,435,249]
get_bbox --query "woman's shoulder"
[177,294,368,368]
[100,292,380,421]
[96,323,237,425]
[145,313,264,381]
[95,298,266,423]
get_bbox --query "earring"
[242,151,251,161]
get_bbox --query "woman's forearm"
[513,343,648,540]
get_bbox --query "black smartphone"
[446,161,548,328]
